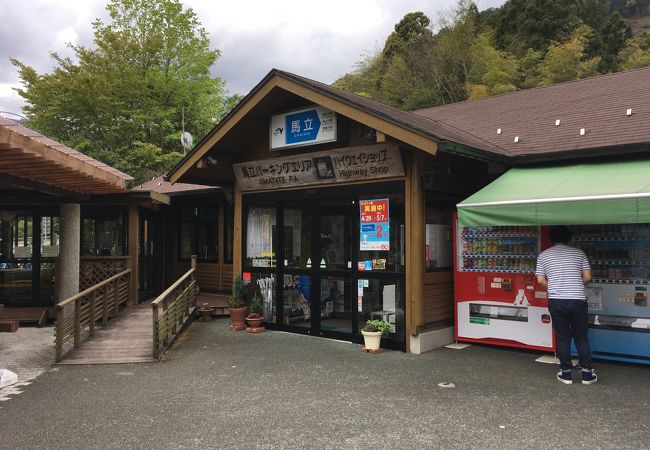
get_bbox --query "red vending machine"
[453,219,554,352]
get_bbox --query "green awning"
[457,160,650,226]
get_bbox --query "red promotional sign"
[360,199,389,223]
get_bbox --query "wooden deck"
[58,307,154,365]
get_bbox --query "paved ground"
[0,326,54,401]
[0,318,648,449]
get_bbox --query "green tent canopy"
[457,160,650,226]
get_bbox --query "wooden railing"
[152,258,198,360]
[55,269,131,363]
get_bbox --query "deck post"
[89,291,96,337]
[55,307,64,363]
[74,299,81,348]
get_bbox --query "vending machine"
[453,220,554,352]
[569,224,650,364]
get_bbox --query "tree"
[382,12,433,61]
[599,11,633,71]
[537,25,601,85]
[12,0,233,184]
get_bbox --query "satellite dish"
[180,132,193,153]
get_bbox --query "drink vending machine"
[568,224,650,364]
[453,219,555,351]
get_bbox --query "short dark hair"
[549,225,571,244]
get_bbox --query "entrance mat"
[445,343,471,350]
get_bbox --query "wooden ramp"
[58,308,154,365]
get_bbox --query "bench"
[0,307,47,327]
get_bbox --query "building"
[167,66,650,354]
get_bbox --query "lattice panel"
[80,258,128,290]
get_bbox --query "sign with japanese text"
[359,198,390,251]
[233,144,404,191]
[270,106,337,150]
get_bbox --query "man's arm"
[582,269,592,285]
[536,275,548,288]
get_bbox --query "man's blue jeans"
[548,298,592,371]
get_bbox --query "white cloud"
[0,0,506,113]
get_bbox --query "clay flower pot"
[228,307,247,331]
[246,313,265,333]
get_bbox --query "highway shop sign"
[233,144,404,191]
[270,106,337,150]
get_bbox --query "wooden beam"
[232,184,242,279]
[0,126,129,188]
[128,205,140,305]
[0,172,87,200]
[404,149,425,352]
[218,193,225,291]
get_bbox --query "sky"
[0,0,505,118]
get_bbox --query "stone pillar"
[56,203,80,302]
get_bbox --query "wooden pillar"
[405,149,425,352]
[218,192,225,290]
[233,185,243,280]
[128,205,139,306]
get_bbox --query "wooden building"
[166,69,496,352]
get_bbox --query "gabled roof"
[168,66,650,185]
[0,118,132,196]
[168,68,503,183]
[415,66,650,162]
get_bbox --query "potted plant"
[228,275,248,331]
[197,302,212,321]
[245,293,265,333]
[361,319,391,352]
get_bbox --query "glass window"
[357,194,404,273]
[179,206,218,261]
[425,207,453,271]
[357,278,403,341]
[283,207,311,269]
[224,195,234,263]
[246,272,276,323]
[41,215,60,257]
[283,274,311,327]
[81,208,127,256]
[245,206,276,267]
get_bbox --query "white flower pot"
[361,330,383,350]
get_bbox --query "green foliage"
[334,0,649,108]
[230,276,247,309]
[11,0,233,185]
[249,293,263,315]
[362,319,391,335]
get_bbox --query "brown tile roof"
[276,70,508,156]
[132,176,221,195]
[414,67,650,162]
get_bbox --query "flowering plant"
[246,312,262,320]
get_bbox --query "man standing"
[536,225,597,385]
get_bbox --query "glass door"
[281,202,314,333]
[318,200,354,338]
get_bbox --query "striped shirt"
[535,244,591,300]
